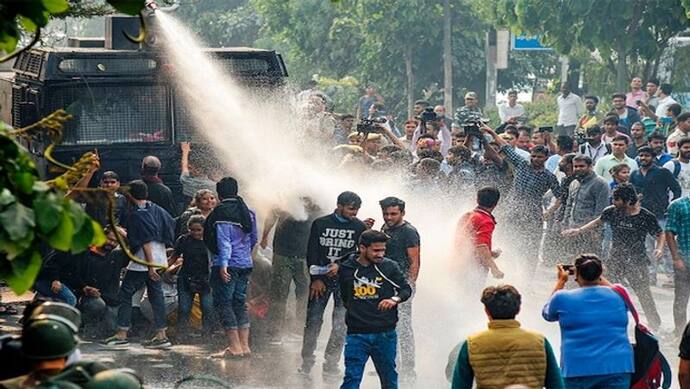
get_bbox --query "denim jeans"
[564,373,631,389]
[267,254,309,336]
[177,277,214,331]
[674,266,690,334]
[34,279,78,306]
[210,266,252,330]
[341,330,398,389]
[301,278,346,370]
[117,270,167,331]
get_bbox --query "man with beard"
[562,155,610,257]
[630,146,681,285]
[378,197,420,381]
[299,192,370,378]
[563,184,663,329]
[542,153,577,267]
[664,137,690,197]
[485,126,562,269]
[643,132,674,166]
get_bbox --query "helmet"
[82,370,143,389]
[35,381,82,389]
[27,301,81,333]
[22,319,78,359]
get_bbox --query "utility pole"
[443,0,453,113]
[485,30,497,108]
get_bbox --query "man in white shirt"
[556,83,583,137]
[655,83,678,118]
[664,137,690,197]
[594,135,638,181]
[667,112,690,156]
[498,90,526,124]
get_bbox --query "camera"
[459,112,489,137]
[418,107,438,123]
[356,117,387,138]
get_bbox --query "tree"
[477,0,690,91]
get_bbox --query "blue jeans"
[177,277,214,331]
[117,270,167,331]
[210,266,252,330]
[341,330,398,389]
[301,278,346,370]
[34,279,77,306]
[564,373,631,389]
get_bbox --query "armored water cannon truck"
[0,14,288,211]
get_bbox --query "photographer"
[411,112,452,156]
[542,254,634,388]
[454,92,483,124]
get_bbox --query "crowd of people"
[2,76,690,389]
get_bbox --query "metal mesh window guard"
[45,84,170,145]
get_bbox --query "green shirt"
[666,196,690,264]
[594,154,638,182]
[450,338,564,389]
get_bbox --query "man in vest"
[448,285,564,389]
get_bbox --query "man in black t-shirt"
[260,198,320,341]
[379,196,420,381]
[563,184,663,329]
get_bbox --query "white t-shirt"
[557,93,583,126]
[655,95,678,117]
[664,159,690,198]
[498,103,526,122]
[127,241,168,271]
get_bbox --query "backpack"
[671,159,681,179]
[612,285,672,389]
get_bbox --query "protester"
[562,155,609,257]
[626,77,647,108]
[102,180,175,349]
[602,115,631,143]
[609,93,640,132]
[647,132,674,166]
[166,215,213,337]
[594,135,638,181]
[262,198,320,342]
[498,90,526,124]
[542,254,634,387]
[179,142,216,200]
[300,191,368,377]
[626,121,648,158]
[356,84,384,120]
[83,170,128,228]
[630,146,681,221]
[668,113,690,157]
[680,322,690,388]
[578,125,611,165]
[33,250,79,307]
[665,137,690,197]
[563,185,663,329]
[141,156,179,217]
[449,285,563,389]
[556,84,582,136]
[176,188,217,236]
[487,125,561,265]
[379,196,420,381]
[205,177,257,358]
[576,95,602,132]
[666,193,690,336]
[456,186,504,289]
[338,230,412,389]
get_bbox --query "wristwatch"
[391,296,401,304]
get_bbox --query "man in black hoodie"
[299,191,368,377]
[339,230,412,389]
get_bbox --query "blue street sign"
[511,34,552,51]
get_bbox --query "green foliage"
[523,97,559,127]
[0,129,105,294]
[316,75,360,115]
[0,0,144,56]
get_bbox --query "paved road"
[1,269,684,388]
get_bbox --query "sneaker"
[142,337,172,349]
[100,336,129,349]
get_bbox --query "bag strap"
[611,284,640,326]
[660,353,672,389]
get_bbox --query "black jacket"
[307,213,366,282]
[143,178,179,217]
[338,253,412,334]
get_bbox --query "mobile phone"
[538,126,554,133]
[562,264,575,275]
[635,100,642,105]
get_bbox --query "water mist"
[154,12,562,387]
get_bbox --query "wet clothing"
[142,175,178,217]
[306,213,367,281]
[601,206,661,263]
[272,211,315,257]
[341,330,398,389]
[381,221,420,276]
[450,320,564,389]
[542,286,633,378]
[123,201,175,254]
[338,254,412,334]
[205,199,258,269]
[173,235,210,280]
[630,165,681,218]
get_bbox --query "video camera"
[459,112,489,137]
[418,107,438,124]
[356,117,387,139]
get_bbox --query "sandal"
[211,348,244,359]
